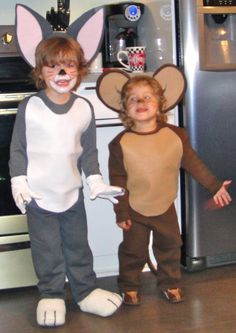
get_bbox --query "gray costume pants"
[118,204,183,292]
[26,197,97,302]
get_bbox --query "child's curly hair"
[119,75,167,129]
[32,35,89,90]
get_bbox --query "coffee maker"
[102,2,145,68]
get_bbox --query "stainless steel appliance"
[101,2,145,68]
[176,0,236,271]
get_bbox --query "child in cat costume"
[9,4,123,327]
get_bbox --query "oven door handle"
[0,92,34,111]
[0,241,31,252]
[0,109,17,115]
[0,234,31,252]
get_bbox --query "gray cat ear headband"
[96,64,187,113]
[15,4,105,67]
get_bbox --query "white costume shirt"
[9,90,100,212]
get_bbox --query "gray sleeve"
[9,99,28,177]
[79,104,101,177]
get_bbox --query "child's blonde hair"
[120,75,167,129]
[32,36,89,90]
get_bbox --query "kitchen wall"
[0,0,132,24]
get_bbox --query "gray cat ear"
[15,4,53,67]
[67,7,104,63]
[15,5,104,67]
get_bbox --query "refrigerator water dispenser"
[197,0,236,70]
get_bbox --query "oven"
[0,25,38,289]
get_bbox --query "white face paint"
[49,75,77,94]
[41,62,78,95]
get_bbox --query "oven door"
[0,231,38,290]
[0,26,36,94]
[0,108,38,289]
[0,57,35,93]
[0,109,20,216]
[0,91,35,217]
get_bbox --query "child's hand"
[117,219,132,231]
[11,175,42,214]
[213,180,232,207]
[86,174,125,204]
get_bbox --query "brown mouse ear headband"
[96,64,187,113]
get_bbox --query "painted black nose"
[58,69,66,75]
[137,98,145,103]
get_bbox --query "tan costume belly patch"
[120,128,183,216]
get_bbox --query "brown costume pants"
[118,204,183,292]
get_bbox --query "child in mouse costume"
[9,4,123,327]
[96,66,232,305]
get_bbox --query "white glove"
[11,175,41,214]
[86,174,124,204]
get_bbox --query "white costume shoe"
[78,288,122,317]
[36,298,66,326]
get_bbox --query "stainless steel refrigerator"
[176,0,236,271]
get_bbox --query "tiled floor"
[1,265,236,333]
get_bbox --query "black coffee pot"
[101,2,145,68]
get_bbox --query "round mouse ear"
[96,70,130,112]
[153,64,187,113]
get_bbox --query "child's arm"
[108,134,131,223]
[179,128,232,209]
[80,107,124,203]
[180,128,223,194]
[9,98,41,213]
